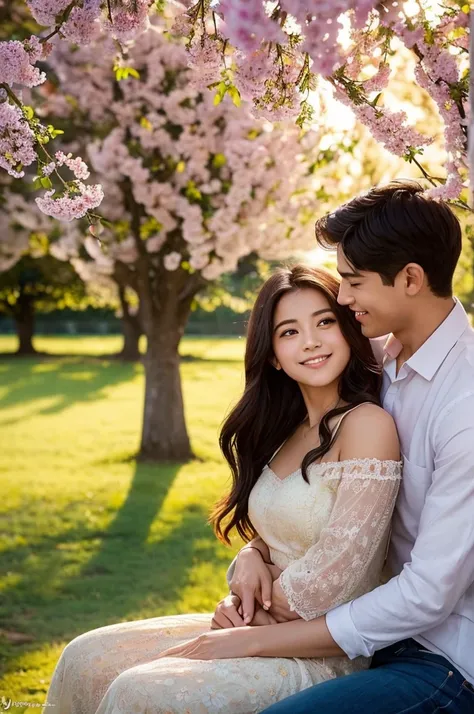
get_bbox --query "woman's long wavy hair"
[210,264,382,545]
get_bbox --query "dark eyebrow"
[337,269,364,278]
[273,308,334,333]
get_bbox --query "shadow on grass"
[0,460,227,688]
[0,357,139,423]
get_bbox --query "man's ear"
[403,263,425,296]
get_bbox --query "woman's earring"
[275,361,282,371]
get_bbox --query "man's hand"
[268,578,302,623]
[229,548,274,624]
[211,594,245,629]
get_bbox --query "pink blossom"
[425,172,464,201]
[234,49,277,101]
[335,87,431,157]
[104,0,150,43]
[35,182,104,221]
[218,0,284,52]
[146,234,166,253]
[61,0,102,44]
[363,63,391,92]
[27,0,71,26]
[201,259,224,280]
[163,252,182,271]
[0,36,46,87]
[0,102,37,178]
[187,35,222,90]
[414,65,465,180]
[189,253,209,270]
[42,161,56,176]
[55,151,91,180]
[171,12,193,37]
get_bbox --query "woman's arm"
[242,535,272,563]
[269,406,401,622]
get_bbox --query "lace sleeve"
[278,459,402,621]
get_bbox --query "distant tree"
[0,253,89,354]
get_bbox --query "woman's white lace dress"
[44,458,401,714]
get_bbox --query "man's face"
[336,245,407,338]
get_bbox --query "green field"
[0,335,246,711]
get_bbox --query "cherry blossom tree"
[0,181,135,357]
[35,23,334,461]
[0,252,90,354]
[0,0,470,215]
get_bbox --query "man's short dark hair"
[315,180,462,298]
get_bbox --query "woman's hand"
[210,594,245,629]
[229,548,274,624]
[249,606,278,626]
[268,578,302,623]
[156,627,256,661]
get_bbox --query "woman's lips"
[300,355,331,369]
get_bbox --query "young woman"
[44,265,401,714]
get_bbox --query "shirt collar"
[383,298,469,381]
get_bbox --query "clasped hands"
[154,545,301,661]
[211,547,301,629]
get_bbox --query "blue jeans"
[261,639,474,713]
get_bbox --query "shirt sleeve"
[326,393,474,659]
[278,459,402,621]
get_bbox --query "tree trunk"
[120,180,205,462]
[139,332,192,462]
[14,293,36,355]
[119,313,142,361]
[137,270,202,463]
[118,286,142,361]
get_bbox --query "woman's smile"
[299,355,331,369]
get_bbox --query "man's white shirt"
[326,298,474,686]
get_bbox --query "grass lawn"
[0,335,246,711]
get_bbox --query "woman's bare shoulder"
[339,403,400,461]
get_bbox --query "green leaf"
[211,153,226,169]
[228,86,241,107]
[213,81,228,105]
[116,66,140,81]
[371,92,382,108]
[40,177,53,189]
[23,105,34,120]
[140,116,153,130]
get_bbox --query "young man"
[258,180,474,712]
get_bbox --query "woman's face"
[272,287,351,388]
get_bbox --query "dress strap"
[329,402,369,445]
[269,402,371,463]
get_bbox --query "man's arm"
[325,392,474,659]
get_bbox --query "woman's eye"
[318,318,336,327]
[281,328,297,337]
[349,283,360,288]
